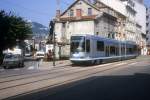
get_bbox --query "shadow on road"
[9,73,150,100]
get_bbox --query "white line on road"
[128,62,138,66]
[28,66,35,70]
[114,63,127,66]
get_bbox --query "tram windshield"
[71,36,85,53]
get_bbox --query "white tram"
[70,35,138,64]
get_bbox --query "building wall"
[99,0,147,55]
[147,7,150,45]
[95,16,117,38]
[55,21,95,43]
[98,0,126,16]
[134,0,146,34]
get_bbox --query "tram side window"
[97,41,104,51]
[116,47,119,56]
[86,40,90,52]
[110,46,115,55]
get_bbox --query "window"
[96,32,99,35]
[146,15,149,20]
[146,23,149,27]
[70,41,85,53]
[88,8,92,15]
[70,9,74,17]
[97,41,104,51]
[62,23,65,28]
[110,46,115,55]
[70,36,85,53]
[86,40,90,52]
[76,9,82,17]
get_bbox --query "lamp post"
[53,33,56,66]
[16,39,19,49]
[32,37,35,57]
[49,20,56,66]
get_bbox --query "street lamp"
[16,39,20,49]
[32,37,35,56]
[49,20,56,66]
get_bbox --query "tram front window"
[71,36,85,53]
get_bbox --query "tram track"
[0,62,123,90]
[0,64,77,83]
[0,58,136,84]
[0,63,72,79]
[0,59,147,99]
[0,60,125,83]
[0,57,146,79]
[0,58,148,86]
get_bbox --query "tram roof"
[71,34,137,45]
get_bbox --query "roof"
[57,0,126,22]
[60,0,100,16]
[56,15,97,22]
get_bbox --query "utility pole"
[56,0,60,8]
[53,32,56,66]
[49,20,55,66]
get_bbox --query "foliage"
[47,20,54,44]
[0,10,32,55]
[0,10,33,63]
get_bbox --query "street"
[0,0,150,100]
[0,56,150,100]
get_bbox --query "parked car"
[25,52,32,57]
[2,53,24,69]
[35,51,45,59]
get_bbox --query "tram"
[70,34,138,64]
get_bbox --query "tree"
[47,20,55,44]
[0,10,32,62]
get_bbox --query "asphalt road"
[5,56,150,100]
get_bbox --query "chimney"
[56,10,61,18]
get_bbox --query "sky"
[0,0,150,27]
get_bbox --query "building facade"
[54,0,126,57]
[54,0,146,57]
[146,7,150,54]
[98,0,146,54]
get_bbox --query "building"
[122,0,146,55]
[98,0,146,54]
[54,0,127,58]
[54,0,147,57]
[146,7,150,54]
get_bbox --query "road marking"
[0,69,4,71]
[128,62,138,66]
[114,63,127,66]
[13,69,20,71]
[28,66,35,70]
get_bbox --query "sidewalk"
[38,60,71,70]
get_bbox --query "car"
[35,51,45,59]
[25,52,32,57]
[2,53,24,69]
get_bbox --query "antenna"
[56,0,60,10]
[56,0,61,17]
